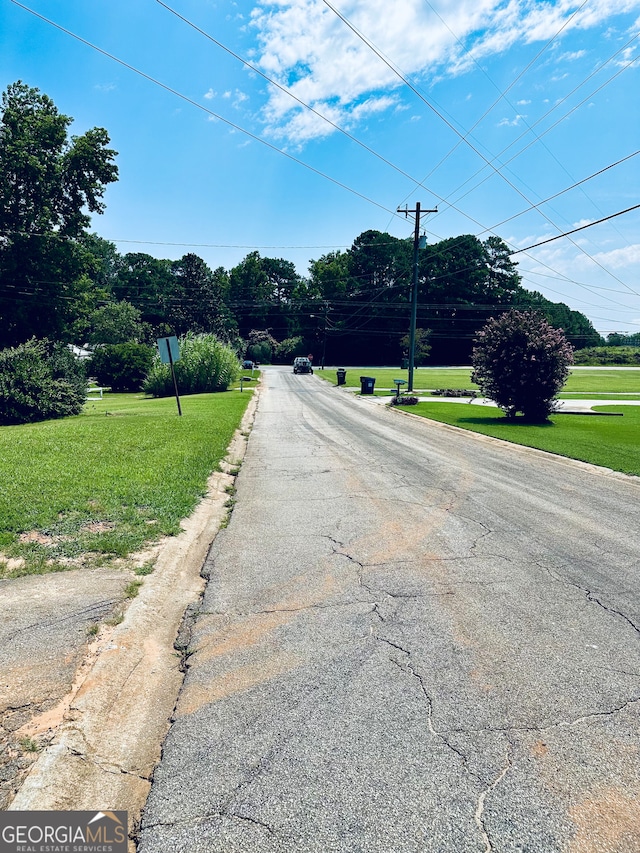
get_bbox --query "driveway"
[138,366,640,853]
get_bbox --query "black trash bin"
[336,368,346,386]
[359,376,376,395]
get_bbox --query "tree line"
[0,80,604,367]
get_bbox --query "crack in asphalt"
[441,693,640,736]
[453,513,493,557]
[376,637,483,785]
[474,744,512,853]
[229,812,274,835]
[143,752,283,837]
[538,560,640,636]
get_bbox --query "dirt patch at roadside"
[2,386,259,849]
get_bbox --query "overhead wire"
[511,205,640,254]
[439,35,640,217]
[318,0,638,298]
[8,0,400,220]
[7,0,639,326]
[415,0,589,191]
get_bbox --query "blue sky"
[1,0,639,334]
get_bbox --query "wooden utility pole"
[398,203,437,392]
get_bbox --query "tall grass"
[144,333,240,396]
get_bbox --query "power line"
[511,205,640,254]
[440,35,640,217]
[483,150,640,236]
[155,0,440,198]
[9,0,399,219]
[417,0,589,189]
[319,0,637,297]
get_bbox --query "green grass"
[0,391,250,577]
[317,366,478,393]
[316,366,640,397]
[402,401,640,477]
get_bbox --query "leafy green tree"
[274,336,305,362]
[84,301,144,345]
[246,329,278,364]
[483,236,522,302]
[79,233,123,293]
[513,290,603,349]
[471,309,574,422]
[0,81,118,344]
[112,253,174,331]
[400,328,431,365]
[228,252,270,336]
[171,254,237,339]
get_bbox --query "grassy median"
[0,391,251,577]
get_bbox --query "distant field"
[316,366,640,397]
[403,402,640,477]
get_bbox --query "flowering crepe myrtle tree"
[471,309,574,422]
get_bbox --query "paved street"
[138,366,640,853]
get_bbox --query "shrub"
[471,309,573,422]
[143,333,240,397]
[89,343,154,392]
[0,339,86,425]
[390,395,419,406]
[431,389,478,398]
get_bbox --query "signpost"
[156,336,182,416]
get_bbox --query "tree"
[171,254,236,339]
[84,300,144,345]
[483,236,522,302]
[112,252,174,331]
[514,290,603,349]
[400,328,431,365]
[471,309,574,422]
[0,81,118,344]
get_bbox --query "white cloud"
[204,88,216,100]
[498,113,526,126]
[560,49,587,61]
[251,0,640,142]
[592,244,640,268]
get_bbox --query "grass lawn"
[316,366,640,398]
[317,367,478,393]
[0,391,251,578]
[402,401,640,477]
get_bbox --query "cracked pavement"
[138,366,640,853]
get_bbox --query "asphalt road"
[138,366,640,853]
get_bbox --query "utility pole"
[398,202,437,392]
